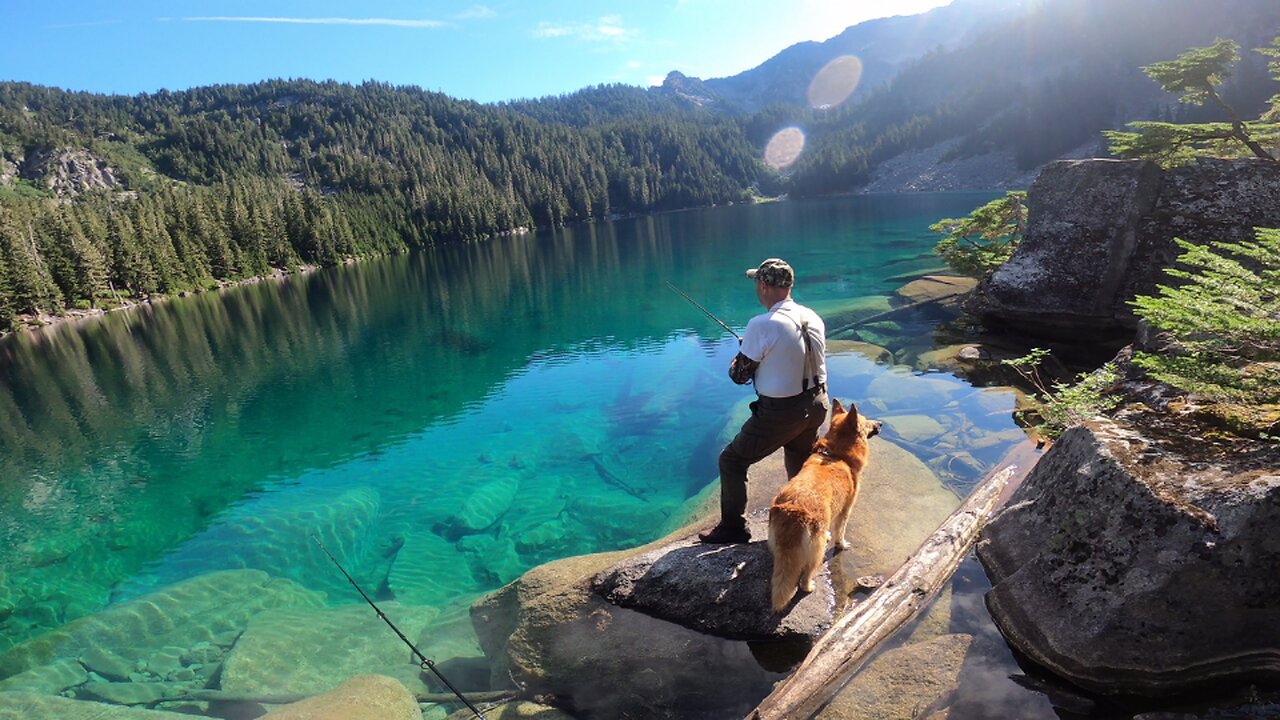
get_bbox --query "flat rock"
[817,633,973,719]
[445,700,573,719]
[880,414,948,443]
[260,674,421,720]
[0,692,194,719]
[220,602,439,696]
[0,658,87,694]
[0,569,325,681]
[592,515,834,641]
[895,275,978,305]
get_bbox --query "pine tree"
[1130,228,1280,406]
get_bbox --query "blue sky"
[2,1,954,103]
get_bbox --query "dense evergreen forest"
[1,0,1277,331]
[0,80,765,328]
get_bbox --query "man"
[699,258,829,544]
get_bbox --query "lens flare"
[807,55,863,109]
[764,127,806,170]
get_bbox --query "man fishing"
[698,258,829,544]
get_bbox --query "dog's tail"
[768,506,821,613]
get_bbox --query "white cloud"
[454,6,496,20]
[181,16,448,28]
[647,75,667,87]
[532,16,631,42]
[626,60,641,69]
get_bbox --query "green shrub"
[1130,229,1280,406]
[929,191,1027,277]
[1004,348,1122,439]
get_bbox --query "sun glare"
[764,127,806,169]
[807,55,862,109]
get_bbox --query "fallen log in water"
[746,462,1021,720]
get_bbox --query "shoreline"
[0,263,325,343]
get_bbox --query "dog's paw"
[835,537,850,551]
[803,579,816,593]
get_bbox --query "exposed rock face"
[976,417,1280,696]
[21,147,118,197]
[969,158,1280,340]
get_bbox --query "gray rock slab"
[592,511,834,641]
[978,417,1280,696]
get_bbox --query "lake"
[0,193,1062,716]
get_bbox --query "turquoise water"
[0,193,1041,713]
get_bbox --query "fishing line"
[311,535,488,719]
[664,280,742,341]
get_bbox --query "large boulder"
[976,416,1280,696]
[470,436,957,718]
[969,158,1280,341]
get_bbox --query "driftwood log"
[746,462,1021,720]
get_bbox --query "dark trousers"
[717,388,830,528]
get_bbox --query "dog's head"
[814,398,881,457]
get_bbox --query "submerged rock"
[117,487,389,604]
[977,416,1280,696]
[445,700,574,719]
[0,569,325,683]
[895,275,978,306]
[0,692,194,718]
[220,603,439,696]
[816,633,973,719]
[259,674,421,720]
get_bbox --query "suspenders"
[777,307,822,392]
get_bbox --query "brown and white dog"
[767,399,880,613]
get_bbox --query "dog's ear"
[830,397,845,416]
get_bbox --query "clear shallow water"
[0,193,1048,714]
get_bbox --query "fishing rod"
[311,535,488,720]
[664,281,742,341]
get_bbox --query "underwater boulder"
[258,674,421,720]
[0,692,196,718]
[0,569,325,682]
[220,603,439,697]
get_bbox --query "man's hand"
[728,352,759,385]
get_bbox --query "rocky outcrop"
[969,158,1280,341]
[20,147,119,197]
[976,416,1280,696]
